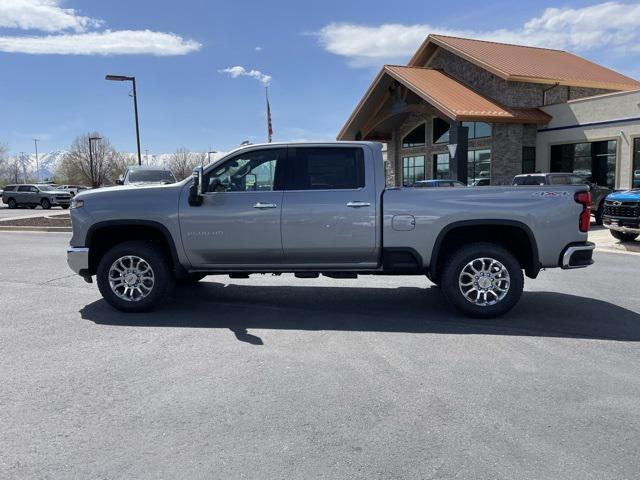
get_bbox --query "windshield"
[127,170,176,183]
[513,175,545,186]
[37,185,56,191]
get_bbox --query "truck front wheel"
[96,241,172,312]
[440,242,524,318]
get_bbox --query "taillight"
[575,191,590,232]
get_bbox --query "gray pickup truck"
[3,184,72,209]
[67,142,594,318]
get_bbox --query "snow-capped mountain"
[10,150,68,182]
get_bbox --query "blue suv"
[602,189,640,242]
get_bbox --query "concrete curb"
[0,226,72,232]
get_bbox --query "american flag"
[266,87,273,143]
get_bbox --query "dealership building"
[338,35,640,190]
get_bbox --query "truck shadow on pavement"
[80,282,640,345]
[79,282,640,344]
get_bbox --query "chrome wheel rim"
[459,257,510,306]
[108,255,155,302]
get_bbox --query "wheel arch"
[85,220,183,276]
[429,220,540,281]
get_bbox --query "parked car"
[67,142,594,318]
[2,184,72,209]
[57,185,90,197]
[513,173,612,224]
[470,178,490,186]
[117,166,176,185]
[414,179,466,188]
[602,189,640,242]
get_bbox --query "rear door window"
[17,185,31,192]
[286,147,365,190]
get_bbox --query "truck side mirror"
[115,178,123,185]
[189,166,204,206]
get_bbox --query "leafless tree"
[0,143,7,183]
[166,148,205,181]
[57,133,120,187]
[0,144,24,184]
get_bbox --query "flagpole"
[265,86,272,143]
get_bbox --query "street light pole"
[207,150,218,165]
[33,139,40,183]
[88,136,102,188]
[105,74,142,166]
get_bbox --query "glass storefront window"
[522,146,536,173]
[402,156,426,186]
[402,124,426,148]
[434,119,492,145]
[468,149,491,186]
[633,138,640,188]
[433,118,450,144]
[463,121,492,139]
[433,153,450,179]
[550,140,617,188]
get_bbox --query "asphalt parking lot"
[1,232,639,479]
[0,204,68,220]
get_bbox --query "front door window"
[205,148,283,192]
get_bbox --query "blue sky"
[1,0,639,156]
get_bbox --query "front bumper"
[560,242,595,269]
[603,222,640,235]
[67,247,89,276]
[603,214,640,235]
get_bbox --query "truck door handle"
[346,201,371,208]
[253,202,277,209]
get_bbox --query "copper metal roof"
[337,65,550,140]
[409,35,640,91]
[385,66,550,123]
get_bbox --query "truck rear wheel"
[440,242,524,318]
[610,230,639,242]
[96,241,172,312]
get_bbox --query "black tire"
[594,201,605,226]
[7,198,17,209]
[29,205,37,209]
[177,273,207,285]
[40,198,51,210]
[96,241,172,312]
[440,242,524,319]
[61,205,70,209]
[610,230,639,242]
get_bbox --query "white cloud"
[0,0,101,32]
[317,2,640,67]
[0,0,201,55]
[219,66,272,86]
[0,30,201,55]
[254,46,263,51]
